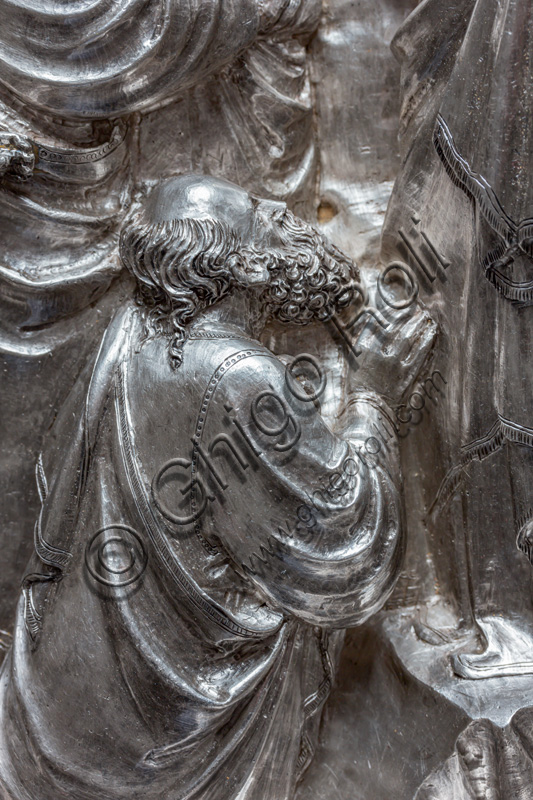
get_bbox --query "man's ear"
[227,251,269,286]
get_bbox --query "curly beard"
[244,210,359,325]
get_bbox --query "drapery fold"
[0,0,259,117]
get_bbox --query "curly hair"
[120,203,358,368]
[120,211,244,367]
[256,209,357,324]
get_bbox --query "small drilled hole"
[317,199,338,223]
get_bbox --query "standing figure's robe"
[383,0,533,672]
[0,302,403,800]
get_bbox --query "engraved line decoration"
[430,414,533,520]
[33,453,71,570]
[434,113,533,303]
[188,348,273,556]
[35,122,127,165]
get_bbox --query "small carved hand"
[0,133,35,181]
[340,288,438,407]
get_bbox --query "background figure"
[298,2,533,798]
[382,0,533,675]
[370,2,533,797]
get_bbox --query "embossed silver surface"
[1,0,532,798]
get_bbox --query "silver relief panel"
[1,1,531,799]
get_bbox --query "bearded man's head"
[120,175,358,366]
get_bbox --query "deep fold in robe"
[0,303,403,799]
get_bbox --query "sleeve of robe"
[204,353,405,629]
[0,0,306,118]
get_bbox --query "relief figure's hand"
[338,268,438,407]
[0,133,35,181]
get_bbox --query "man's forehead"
[144,174,254,230]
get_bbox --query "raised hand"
[337,269,438,407]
